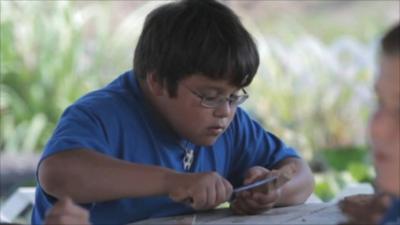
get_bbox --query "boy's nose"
[213,101,233,118]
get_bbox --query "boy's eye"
[229,95,240,101]
[231,90,240,96]
[203,96,219,101]
[199,91,219,98]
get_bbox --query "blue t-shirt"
[31,70,299,225]
[381,197,400,225]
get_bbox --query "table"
[130,203,348,225]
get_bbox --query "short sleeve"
[34,103,109,211]
[40,103,110,161]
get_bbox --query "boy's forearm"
[273,157,314,206]
[39,149,176,203]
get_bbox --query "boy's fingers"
[242,197,260,210]
[230,199,248,215]
[170,188,191,203]
[45,197,90,225]
[238,190,251,199]
[53,196,72,208]
[236,198,264,215]
[214,179,226,205]
[238,196,275,215]
[45,214,90,225]
[46,198,68,216]
[252,191,278,205]
[222,178,233,201]
[207,184,217,207]
[244,167,268,184]
[192,189,207,209]
[46,196,88,218]
[61,197,87,215]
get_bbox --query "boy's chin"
[190,136,219,146]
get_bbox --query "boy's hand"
[44,197,90,225]
[167,172,233,210]
[230,166,287,215]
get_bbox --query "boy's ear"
[145,72,165,96]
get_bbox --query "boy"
[340,23,399,225]
[369,23,399,224]
[32,0,314,224]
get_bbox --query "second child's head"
[133,0,259,145]
[369,23,400,196]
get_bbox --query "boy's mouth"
[206,126,225,135]
[374,151,388,162]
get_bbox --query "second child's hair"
[382,23,400,55]
[134,0,259,97]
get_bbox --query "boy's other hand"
[44,197,90,225]
[230,166,282,215]
[167,171,233,210]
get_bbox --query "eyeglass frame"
[181,84,249,109]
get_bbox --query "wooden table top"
[131,203,347,225]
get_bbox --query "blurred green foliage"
[0,1,136,153]
[322,146,370,172]
[2,2,86,152]
[314,146,375,201]
[315,176,336,201]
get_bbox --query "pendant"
[183,148,194,171]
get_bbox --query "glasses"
[182,85,249,108]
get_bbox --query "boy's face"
[369,54,400,196]
[156,74,242,146]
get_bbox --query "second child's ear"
[146,72,165,96]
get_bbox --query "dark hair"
[133,0,259,97]
[382,23,400,55]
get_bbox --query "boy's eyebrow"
[196,87,243,96]
[196,85,241,93]
[197,86,223,92]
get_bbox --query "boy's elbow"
[304,170,315,201]
[38,156,69,199]
[293,160,315,204]
[299,165,315,204]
